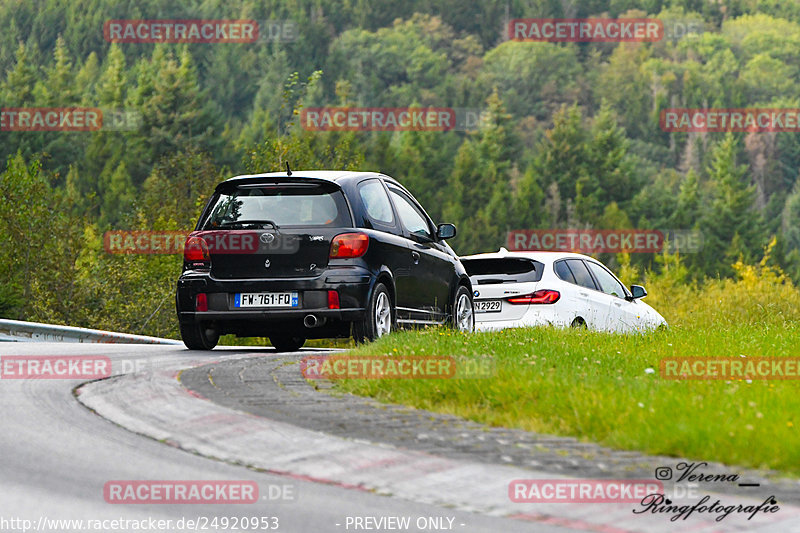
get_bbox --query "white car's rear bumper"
[474,308,570,332]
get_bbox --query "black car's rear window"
[462,258,544,284]
[201,184,351,229]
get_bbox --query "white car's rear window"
[463,258,543,284]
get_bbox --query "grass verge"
[334,251,800,476]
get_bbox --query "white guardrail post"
[0,319,181,344]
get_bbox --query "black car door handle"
[411,251,420,264]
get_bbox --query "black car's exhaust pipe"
[304,314,325,328]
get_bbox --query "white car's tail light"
[506,290,560,304]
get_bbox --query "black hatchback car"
[176,171,474,350]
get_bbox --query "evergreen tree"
[511,165,546,230]
[99,160,134,228]
[0,43,39,163]
[443,90,516,254]
[1,42,37,105]
[533,104,587,225]
[697,134,761,277]
[82,44,129,207]
[670,169,701,230]
[96,44,127,107]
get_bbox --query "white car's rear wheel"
[571,317,587,329]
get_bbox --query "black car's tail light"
[184,236,210,269]
[329,232,369,258]
[327,290,340,309]
[195,293,208,312]
[507,290,560,304]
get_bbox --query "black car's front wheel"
[269,334,306,352]
[353,282,394,343]
[180,321,220,350]
[450,285,475,332]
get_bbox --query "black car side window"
[387,187,434,242]
[358,179,395,226]
[564,259,598,290]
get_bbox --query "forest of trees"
[2,0,800,336]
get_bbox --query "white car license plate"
[234,292,299,308]
[475,299,501,313]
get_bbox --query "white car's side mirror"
[629,285,647,300]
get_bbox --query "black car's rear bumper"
[176,267,372,337]
[182,308,364,320]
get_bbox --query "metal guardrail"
[0,319,181,344]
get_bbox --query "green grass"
[333,254,800,476]
[337,326,800,475]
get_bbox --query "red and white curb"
[76,352,800,533]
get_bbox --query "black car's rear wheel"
[353,282,394,343]
[449,285,475,332]
[180,321,219,350]
[269,334,306,352]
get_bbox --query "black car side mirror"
[436,223,457,240]
[629,285,647,300]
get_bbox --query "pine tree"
[0,43,39,163]
[1,42,37,105]
[75,52,99,105]
[35,36,76,105]
[533,104,587,225]
[512,165,546,230]
[575,103,636,226]
[96,44,127,107]
[670,169,701,229]
[99,160,134,227]
[443,90,516,253]
[698,134,761,277]
[81,44,129,206]
[782,180,800,247]
[128,46,223,181]
[36,37,82,178]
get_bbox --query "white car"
[460,249,666,333]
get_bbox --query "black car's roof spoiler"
[215,175,342,193]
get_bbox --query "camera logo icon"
[655,467,673,480]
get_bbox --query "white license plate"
[234,292,299,308]
[475,299,501,313]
